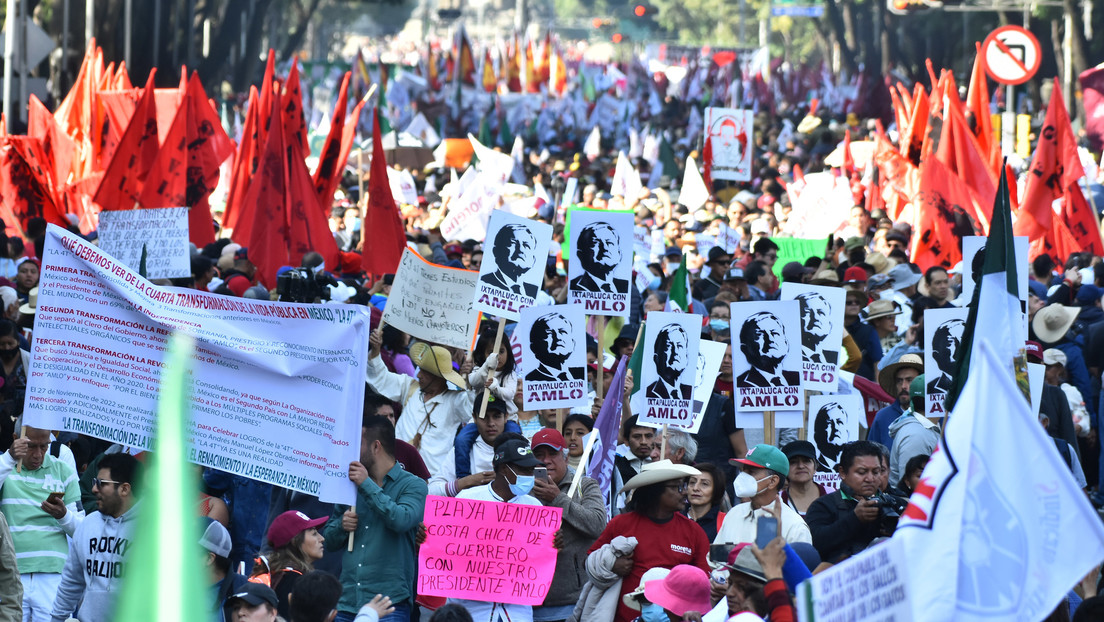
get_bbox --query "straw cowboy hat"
[409,342,468,389]
[878,353,923,397]
[1032,304,1079,344]
[18,287,37,316]
[862,299,901,322]
[620,459,700,493]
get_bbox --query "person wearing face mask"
[705,302,730,339]
[451,433,543,622]
[714,444,812,548]
[0,319,28,448]
[622,567,671,622]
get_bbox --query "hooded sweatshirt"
[888,411,940,485]
[51,502,140,622]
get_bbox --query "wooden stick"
[596,316,607,400]
[659,424,668,460]
[763,411,774,446]
[15,426,24,473]
[347,506,356,552]
[476,318,507,419]
[556,408,565,433]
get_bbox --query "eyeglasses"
[92,478,120,489]
[665,481,689,493]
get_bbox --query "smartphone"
[46,492,63,505]
[534,467,548,483]
[709,543,733,564]
[756,516,778,549]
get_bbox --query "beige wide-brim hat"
[863,299,901,322]
[623,566,671,610]
[878,353,924,397]
[18,287,37,316]
[1032,304,1079,344]
[409,342,468,389]
[620,459,700,493]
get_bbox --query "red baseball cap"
[267,511,327,549]
[532,428,566,451]
[843,266,868,283]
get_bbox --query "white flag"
[679,155,710,211]
[894,339,1104,622]
[510,135,527,184]
[610,151,642,199]
[583,126,601,160]
[467,133,515,185]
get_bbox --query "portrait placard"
[807,393,863,492]
[780,283,846,391]
[731,301,805,412]
[567,210,634,317]
[473,211,553,320]
[923,307,969,418]
[638,312,702,427]
[704,108,754,182]
[519,304,588,409]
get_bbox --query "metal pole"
[61,0,69,93]
[124,0,131,69]
[152,0,160,69]
[18,0,25,124]
[85,0,92,49]
[186,0,196,68]
[3,0,15,133]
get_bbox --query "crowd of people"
[1,36,1104,622]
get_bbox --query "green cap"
[910,374,925,412]
[730,444,790,477]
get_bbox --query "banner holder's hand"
[347,460,369,551]
[475,319,506,418]
[15,426,25,473]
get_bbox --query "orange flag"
[910,158,975,271]
[312,72,352,211]
[361,109,406,279]
[935,89,995,233]
[901,84,929,165]
[966,43,998,175]
[482,49,497,93]
[28,95,74,191]
[94,71,160,211]
[1015,80,1086,241]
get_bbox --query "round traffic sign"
[982,25,1041,86]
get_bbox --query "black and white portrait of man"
[481,223,539,297]
[570,221,629,294]
[795,290,838,365]
[812,401,850,472]
[525,311,584,383]
[736,311,801,389]
[927,318,965,395]
[646,324,693,400]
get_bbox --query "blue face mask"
[508,466,535,496]
[709,318,730,332]
[648,276,662,291]
[641,602,668,622]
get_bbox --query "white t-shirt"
[427,437,496,496]
[713,500,813,546]
[450,484,541,622]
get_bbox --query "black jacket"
[805,490,885,563]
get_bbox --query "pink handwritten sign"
[417,495,563,605]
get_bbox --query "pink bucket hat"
[643,564,712,616]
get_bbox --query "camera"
[868,489,909,518]
[276,268,339,303]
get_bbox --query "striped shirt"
[0,450,81,574]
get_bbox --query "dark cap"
[781,261,808,282]
[664,246,683,259]
[228,582,278,608]
[493,437,542,468]
[724,267,746,282]
[781,440,817,462]
[707,246,731,264]
[234,247,250,261]
[474,391,509,418]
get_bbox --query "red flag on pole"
[283,57,309,154]
[222,86,261,234]
[361,108,406,279]
[94,71,160,211]
[236,93,289,290]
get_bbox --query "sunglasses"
[92,478,121,489]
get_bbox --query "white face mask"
[733,471,772,498]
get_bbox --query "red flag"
[702,136,714,191]
[1060,178,1104,256]
[312,72,351,211]
[284,125,340,274]
[222,86,262,233]
[482,49,497,93]
[935,90,995,234]
[966,43,998,175]
[506,34,522,93]
[361,109,406,278]
[872,131,919,222]
[911,157,976,271]
[842,129,855,178]
[1015,80,1084,240]
[235,93,289,290]
[28,95,74,191]
[283,57,309,154]
[94,71,160,210]
[0,137,67,238]
[1079,65,1104,153]
[457,27,476,86]
[901,84,929,165]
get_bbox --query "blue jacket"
[868,402,905,450]
[454,420,522,478]
[1055,339,1096,417]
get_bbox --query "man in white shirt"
[714,444,812,546]
[452,433,544,622]
[427,395,510,497]
[365,332,474,475]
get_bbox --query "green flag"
[113,333,205,620]
[945,163,1023,411]
[628,321,646,398]
[498,116,514,149]
[668,254,689,311]
[138,244,148,279]
[655,137,680,186]
[771,237,827,280]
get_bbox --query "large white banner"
[383,248,480,351]
[25,225,367,504]
[97,207,191,279]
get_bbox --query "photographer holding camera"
[804,441,901,564]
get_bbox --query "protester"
[561,414,594,471]
[683,462,727,542]
[779,440,826,516]
[450,433,544,621]
[468,327,519,416]
[715,444,812,547]
[888,376,940,484]
[225,582,281,622]
[588,460,710,622]
[0,509,21,621]
[868,354,923,449]
[805,441,895,563]
[252,511,328,619]
[640,565,712,620]
[52,453,142,621]
[428,392,517,497]
[0,425,83,620]
[286,571,343,622]
[529,428,608,622]
[722,541,798,619]
[325,415,426,622]
[613,415,655,513]
[203,518,249,622]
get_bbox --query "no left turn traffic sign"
[982,25,1041,86]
